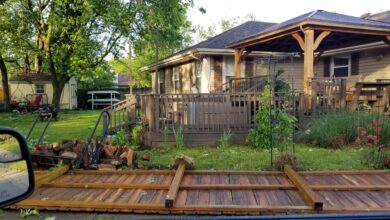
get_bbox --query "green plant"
[219,128,232,148]
[173,125,184,149]
[131,126,143,147]
[304,111,390,148]
[247,86,296,151]
[19,208,40,218]
[112,129,129,147]
[275,152,298,171]
[163,125,169,145]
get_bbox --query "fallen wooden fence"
[11,166,390,214]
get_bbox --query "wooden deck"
[11,166,390,215]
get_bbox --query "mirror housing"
[0,127,35,208]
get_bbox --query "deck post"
[165,162,186,208]
[340,79,347,110]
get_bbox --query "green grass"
[141,144,371,171]
[0,110,102,144]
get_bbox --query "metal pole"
[267,55,273,167]
[154,26,159,94]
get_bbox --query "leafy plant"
[112,129,129,147]
[131,126,143,147]
[163,125,169,145]
[219,128,232,148]
[173,125,184,149]
[19,209,40,218]
[246,86,296,151]
[304,111,390,148]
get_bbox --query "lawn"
[0,110,375,171]
[141,144,370,171]
[0,110,101,145]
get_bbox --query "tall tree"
[1,0,194,108]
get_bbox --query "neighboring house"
[140,21,276,94]
[9,74,77,109]
[142,11,390,94]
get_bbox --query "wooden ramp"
[11,165,390,215]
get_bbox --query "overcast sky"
[187,0,389,26]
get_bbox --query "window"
[173,67,180,93]
[158,71,165,94]
[332,56,350,78]
[195,62,201,91]
[35,84,45,94]
[224,56,234,77]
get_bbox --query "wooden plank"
[42,182,170,190]
[165,163,186,208]
[311,185,390,191]
[72,170,175,175]
[284,165,323,211]
[180,184,295,190]
[35,165,69,189]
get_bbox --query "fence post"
[340,79,347,110]
[102,113,109,135]
[154,94,160,132]
[311,79,317,116]
[298,93,306,128]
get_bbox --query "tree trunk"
[0,54,11,112]
[52,81,66,109]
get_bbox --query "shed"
[9,74,77,109]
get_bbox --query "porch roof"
[228,10,390,52]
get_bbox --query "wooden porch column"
[234,48,244,78]
[303,30,314,94]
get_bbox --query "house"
[143,11,390,96]
[9,74,77,110]
[140,21,276,94]
[128,10,390,147]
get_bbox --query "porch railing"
[103,94,139,132]
[213,75,268,93]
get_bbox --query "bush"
[219,129,232,148]
[247,86,296,150]
[304,111,390,148]
[131,126,143,147]
[275,152,298,171]
[112,129,129,147]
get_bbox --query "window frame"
[35,84,45,94]
[173,66,180,93]
[331,55,351,78]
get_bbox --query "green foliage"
[219,129,232,148]
[173,125,184,149]
[112,129,129,147]
[131,126,143,147]
[274,70,290,93]
[162,125,169,145]
[246,86,296,151]
[303,112,390,148]
[19,209,40,218]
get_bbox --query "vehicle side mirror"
[0,127,34,208]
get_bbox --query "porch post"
[303,30,314,94]
[234,48,243,78]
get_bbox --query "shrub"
[303,111,390,148]
[131,126,143,147]
[173,125,184,149]
[247,86,296,151]
[112,129,129,147]
[275,152,298,171]
[219,129,232,148]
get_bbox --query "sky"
[187,0,389,26]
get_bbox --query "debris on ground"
[173,154,195,170]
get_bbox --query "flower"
[371,119,378,127]
[366,135,378,141]
[361,130,367,136]
[376,126,383,134]
[367,143,373,148]
[380,144,385,149]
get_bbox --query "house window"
[173,67,180,93]
[195,62,201,91]
[158,71,165,94]
[35,84,45,94]
[332,56,350,78]
[224,56,235,85]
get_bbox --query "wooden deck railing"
[103,94,139,132]
[213,75,268,93]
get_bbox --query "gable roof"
[229,10,390,51]
[142,21,275,71]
